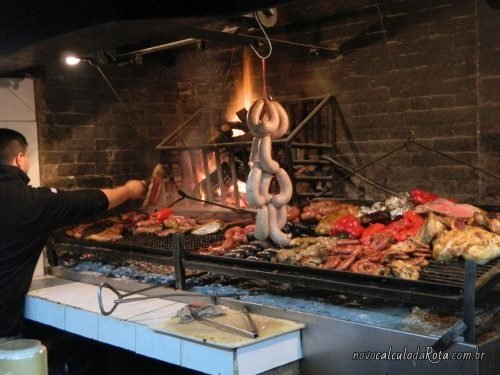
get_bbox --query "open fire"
[191,48,258,208]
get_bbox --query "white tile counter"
[25,277,303,374]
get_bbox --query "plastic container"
[0,339,47,375]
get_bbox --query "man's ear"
[14,152,24,167]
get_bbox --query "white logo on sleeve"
[50,187,58,194]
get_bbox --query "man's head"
[0,128,30,173]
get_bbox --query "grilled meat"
[433,226,500,264]
[415,212,447,244]
[314,205,360,235]
[389,260,420,280]
[85,223,125,242]
[414,198,483,219]
[277,236,337,266]
[191,220,223,235]
[470,211,500,235]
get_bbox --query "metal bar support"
[463,259,476,343]
[173,233,186,290]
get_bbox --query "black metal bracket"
[184,27,342,60]
[431,320,467,352]
[173,233,187,290]
[463,259,477,343]
[45,236,59,267]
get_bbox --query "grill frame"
[48,229,500,307]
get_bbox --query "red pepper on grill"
[150,207,173,224]
[411,188,440,205]
[330,215,364,238]
[360,223,386,245]
[396,227,420,242]
[403,210,424,227]
[384,210,424,242]
[386,218,411,232]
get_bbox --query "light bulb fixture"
[63,54,122,102]
[65,56,82,65]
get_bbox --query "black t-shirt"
[0,165,109,337]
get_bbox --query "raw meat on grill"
[414,198,483,219]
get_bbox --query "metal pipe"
[285,95,332,142]
[118,38,201,58]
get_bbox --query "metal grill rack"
[154,95,340,207]
[48,229,500,343]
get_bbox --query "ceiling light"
[65,56,81,65]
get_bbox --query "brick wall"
[34,0,500,204]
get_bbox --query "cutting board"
[150,307,305,349]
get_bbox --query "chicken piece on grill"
[469,211,500,235]
[389,260,420,280]
[277,237,336,266]
[290,236,337,248]
[416,212,447,244]
[433,226,500,265]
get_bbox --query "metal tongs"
[181,304,258,339]
[97,282,244,316]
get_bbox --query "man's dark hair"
[0,128,28,165]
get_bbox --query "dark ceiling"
[0,0,300,76]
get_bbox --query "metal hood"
[0,0,299,76]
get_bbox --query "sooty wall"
[34,0,500,204]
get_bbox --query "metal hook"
[249,12,273,60]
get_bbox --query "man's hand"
[102,180,147,210]
[125,180,147,200]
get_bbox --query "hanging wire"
[249,12,273,60]
[249,12,274,100]
[87,60,123,103]
[412,141,500,180]
[314,141,409,199]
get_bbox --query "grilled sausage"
[270,101,289,139]
[277,204,288,229]
[271,168,293,208]
[259,171,274,204]
[247,99,279,137]
[255,205,269,240]
[268,203,292,246]
[258,135,280,174]
[248,137,260,169]
[246,164,266,208]
[247,99,267,137]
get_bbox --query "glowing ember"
[231,128,246,138]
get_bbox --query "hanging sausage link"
[246,99,292,247]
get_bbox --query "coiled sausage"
[258,135,280,174]
[268,203,292,246]
[270,168,293,208]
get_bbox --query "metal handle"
[98,282,123,316]
[97,279,245,316]
[242,306,258,337]
[431,320,467,352]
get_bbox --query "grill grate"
[53,229,224,254]
[419,260,495,287]
[114,231,224,252]
[50,229,500,305]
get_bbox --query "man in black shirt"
[0,128,147,340]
